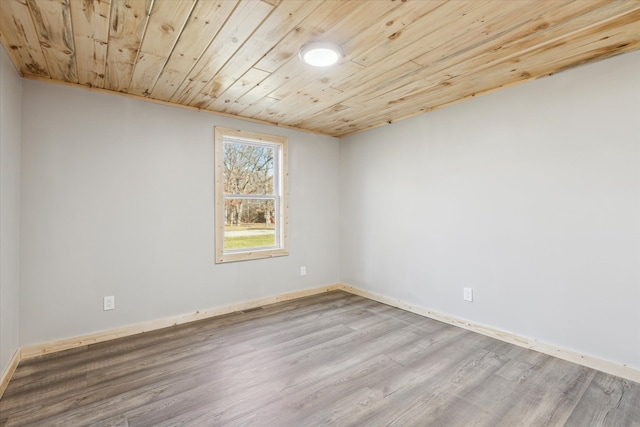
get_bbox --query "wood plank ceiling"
[1,0,639,137]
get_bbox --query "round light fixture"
[299,42,344,67]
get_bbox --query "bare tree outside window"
[223,142,277,250]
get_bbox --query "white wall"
[0,46,22,373]
[20,81,340,346]
[340,51,640,370]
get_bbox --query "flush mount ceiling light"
[299,42,344,67]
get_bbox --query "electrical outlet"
[300,266,307,276]
[104,296,115,311]
[463,288,473,302]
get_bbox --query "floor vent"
[242,306,264,313]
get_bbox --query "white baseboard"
[0,349,21,400]
[21,284,341,360]
[337,283,640,384]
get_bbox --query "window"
[214,127,289,263]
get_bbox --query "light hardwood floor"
[1,291,639,426]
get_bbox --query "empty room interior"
[1,0,640,425]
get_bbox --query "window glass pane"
[224,142,275,196]
[224,198,276,250]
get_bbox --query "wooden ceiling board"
[204,0,388,116]
[127,0,196,96]
[1,0,639,137]
[236,95,279,121]
[170,0,274,106]
[300,1,640,135]
[0,0,49,78]
[302,3,569,129]
[242,0,423,123]
[26,0,77,82]
[349,0,494,68]
[229,1,371,116]
[197,0,325,112]
[105,0,152,92]
[328,10,640,137]
[252,1,410,102]
[252,0,381,74]
[340,0,448,66]
[278,0,550,128]
[331,0,546,96]
[70,0,111,88]
[148,0,239,101]
[416,0,640,73]
[290,0,547,128]
[204,66,272,116]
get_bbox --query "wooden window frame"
[214,127,289,263]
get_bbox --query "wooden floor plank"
[565,371,640,426]
[1,291,639,426]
